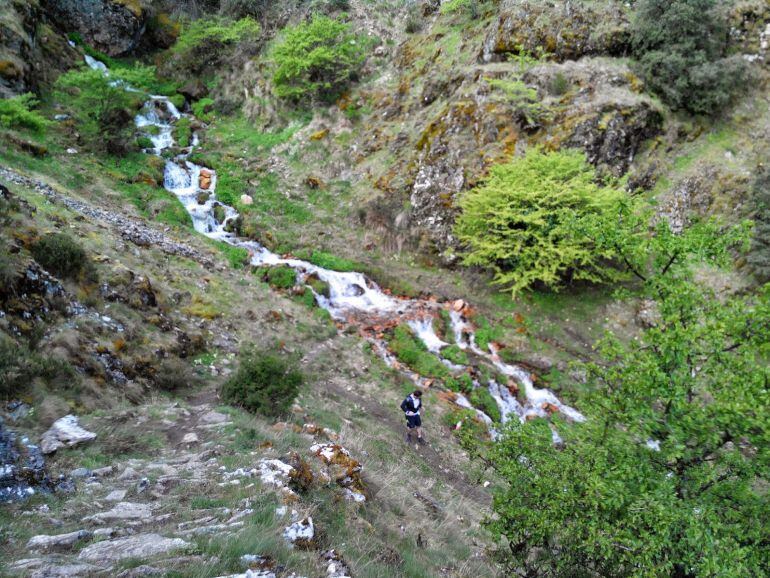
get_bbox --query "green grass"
[441,344,469,365]
[388,324,450,380]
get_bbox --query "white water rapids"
[86,57,584,433]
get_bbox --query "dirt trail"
[321,379,492,506]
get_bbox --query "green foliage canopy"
[631,0,751,115]
[221,349,304,417]
[0,94,48,133]
[477,220,770,576]
[54,65,157,153]
[270,15,367,102]
[454,149,627,297]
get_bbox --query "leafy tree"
[270,15,367,102]
[221,349,304,417]
[454,149,628,297]
[54,66,156,153]
[748,166,770,282]
[631,0,751,115]
[0,94,49,133]
[163,16,260,77]
[476,220,770,577]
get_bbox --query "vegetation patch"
[0,94,48,133]
[270,15,368,103]
[31,232,90,280]
[221,349,304,417]
[388,325,450,381]
[454,148,629,297]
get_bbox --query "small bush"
[153,358,202,392]
[631,0,751,115]
[221,349,304,417]
[446,373,473,394]
[191,98,215,122]
[454,149,627,296]
[442,344,469,365]
[173,117,192,147]
[0,94,49,133]
[270,15,368,103]
[469,387,501,422]
[549,72,570,96]
[264,265,296,289]
[31,232,89,280]
[166,17,260,76]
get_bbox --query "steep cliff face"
[0,0,79,97]
[44,0,146,55]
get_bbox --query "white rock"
[26,530,92,552]
[181,432,199,445]
[118,467,139,481]
[30,563,102,577]
[256,459,294,489]
[105,489,127,502]
[240,194,254,205]
[78,533,190,563]
[283,517,314,547]
[200,411,228,424]
[342,488,366,503]
[84,502,153,523]
[215,570,276,578]
[40,415,97,454]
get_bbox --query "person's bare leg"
[405,426,413,443]
[416,426,422,440]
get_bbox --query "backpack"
[400,397,411,413]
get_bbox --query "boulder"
[26,530,92,552]
[199,169,213,190]
[83,501,153,523]
[40,415,96,455]
[178,79,208,102]
[45,0,146,56]
[283,517,316,549]
[77,533,190,563]
[240,194,253,205]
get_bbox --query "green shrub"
[454,149,627,297]
[631,0,751,115]
[469,387,501,422]
[55,66,155,153]
[270,15,367,102]
[446,373,473,394]
[31,232,89,280]
[166,17,260,76]
[0,94,48,133]
[264,265,296,289]
[440,0,481,18]
[442,344,469,365]
[153,358,202,392]
[221,349,303,416]
[487,78,549,128]
[191,98,215,122]
[473,316,503,352]
[173,117,192,147]
[136,136,154,149]
[549,72,570,96]
[748,166,770,282]
[388,325,450,380]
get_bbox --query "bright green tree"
[54,66,156,153]
[477,220,770,576]
[631,0,751,115]
[0,94,48,133]
[270,15,367,102]
[454,149,628,297]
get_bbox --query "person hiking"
[401,390,424,444]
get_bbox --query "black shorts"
[406,414,422,429]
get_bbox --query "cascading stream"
[85,57,584,433]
